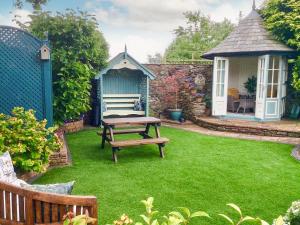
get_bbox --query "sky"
[0,0,264,63]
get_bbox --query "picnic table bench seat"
[110,137,169,148]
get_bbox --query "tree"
[22,10,109,123]
[261,0,300,90]
[164,11,235,61]
[14,0,48,10]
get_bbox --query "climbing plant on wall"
[22,10,109,123]
[261,0,300,90]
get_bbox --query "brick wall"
[144,64,213,120]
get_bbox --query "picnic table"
[98,117,169,162]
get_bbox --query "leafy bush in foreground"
[108,197,288,225]
[108,197,209,225]
[0,107,61,172]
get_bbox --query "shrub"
[23,10,109,123]
[109,197,287,225]
[108,197,210,225]
[0,107,61,172]
[283,201,300,225]
[63,210,97,225]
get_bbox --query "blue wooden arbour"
[95,48,155,122]
[0,26,53,126]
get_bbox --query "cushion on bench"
[0,151,75,195]
[21,181,75,195]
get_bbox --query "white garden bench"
[103,94,145,116]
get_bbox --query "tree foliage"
[261,0,300,90]
[164,11,235,61]
[23,10,109,123]
[14,0,48,10]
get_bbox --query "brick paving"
[193,117,300,138]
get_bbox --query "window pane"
[273,70,279,83]
[273,85,278,98]
[217,60,221,69]
[222,60,225,70]
[268,70,273,83]
[274,56,280,69]
[220,84,224,96]
[267,85,272,98]
[217,70,221,83]
[269,56,274,69]
[221,70,225,83]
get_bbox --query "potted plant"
[164,73,184,121]
[244,76,257,97]
[204,94,212,116]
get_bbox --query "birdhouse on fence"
[40,44,50,60]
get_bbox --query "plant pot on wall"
[169,109,183,121]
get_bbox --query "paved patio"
[199,117,300,132]
[192,116,300,138]
[162,120,300,145]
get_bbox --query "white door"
[212,57,229,116]
[255,55,268,119]
[265,56,282,119]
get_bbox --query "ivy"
[261,0,300,90]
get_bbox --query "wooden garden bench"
[103,94,145,116]
[0,181,98,225]
[100,117,169,162]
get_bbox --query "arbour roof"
[95,48,156,80]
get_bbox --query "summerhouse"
[202,2,297,121]
[95,48,155,121]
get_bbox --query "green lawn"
[35,127,300,225]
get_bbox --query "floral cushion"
[0,152,18,184]
[21,181,75,195]
[0,152,74,195]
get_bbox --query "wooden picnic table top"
[102,117,161,126]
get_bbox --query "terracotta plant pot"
[169,109,183,121]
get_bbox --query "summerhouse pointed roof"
[202,5,296,59]
[95,46,156,80]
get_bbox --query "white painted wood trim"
[103,94,141,98]
[104,99,138,103]
[103,110,145,116]
[106,104,135,108]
